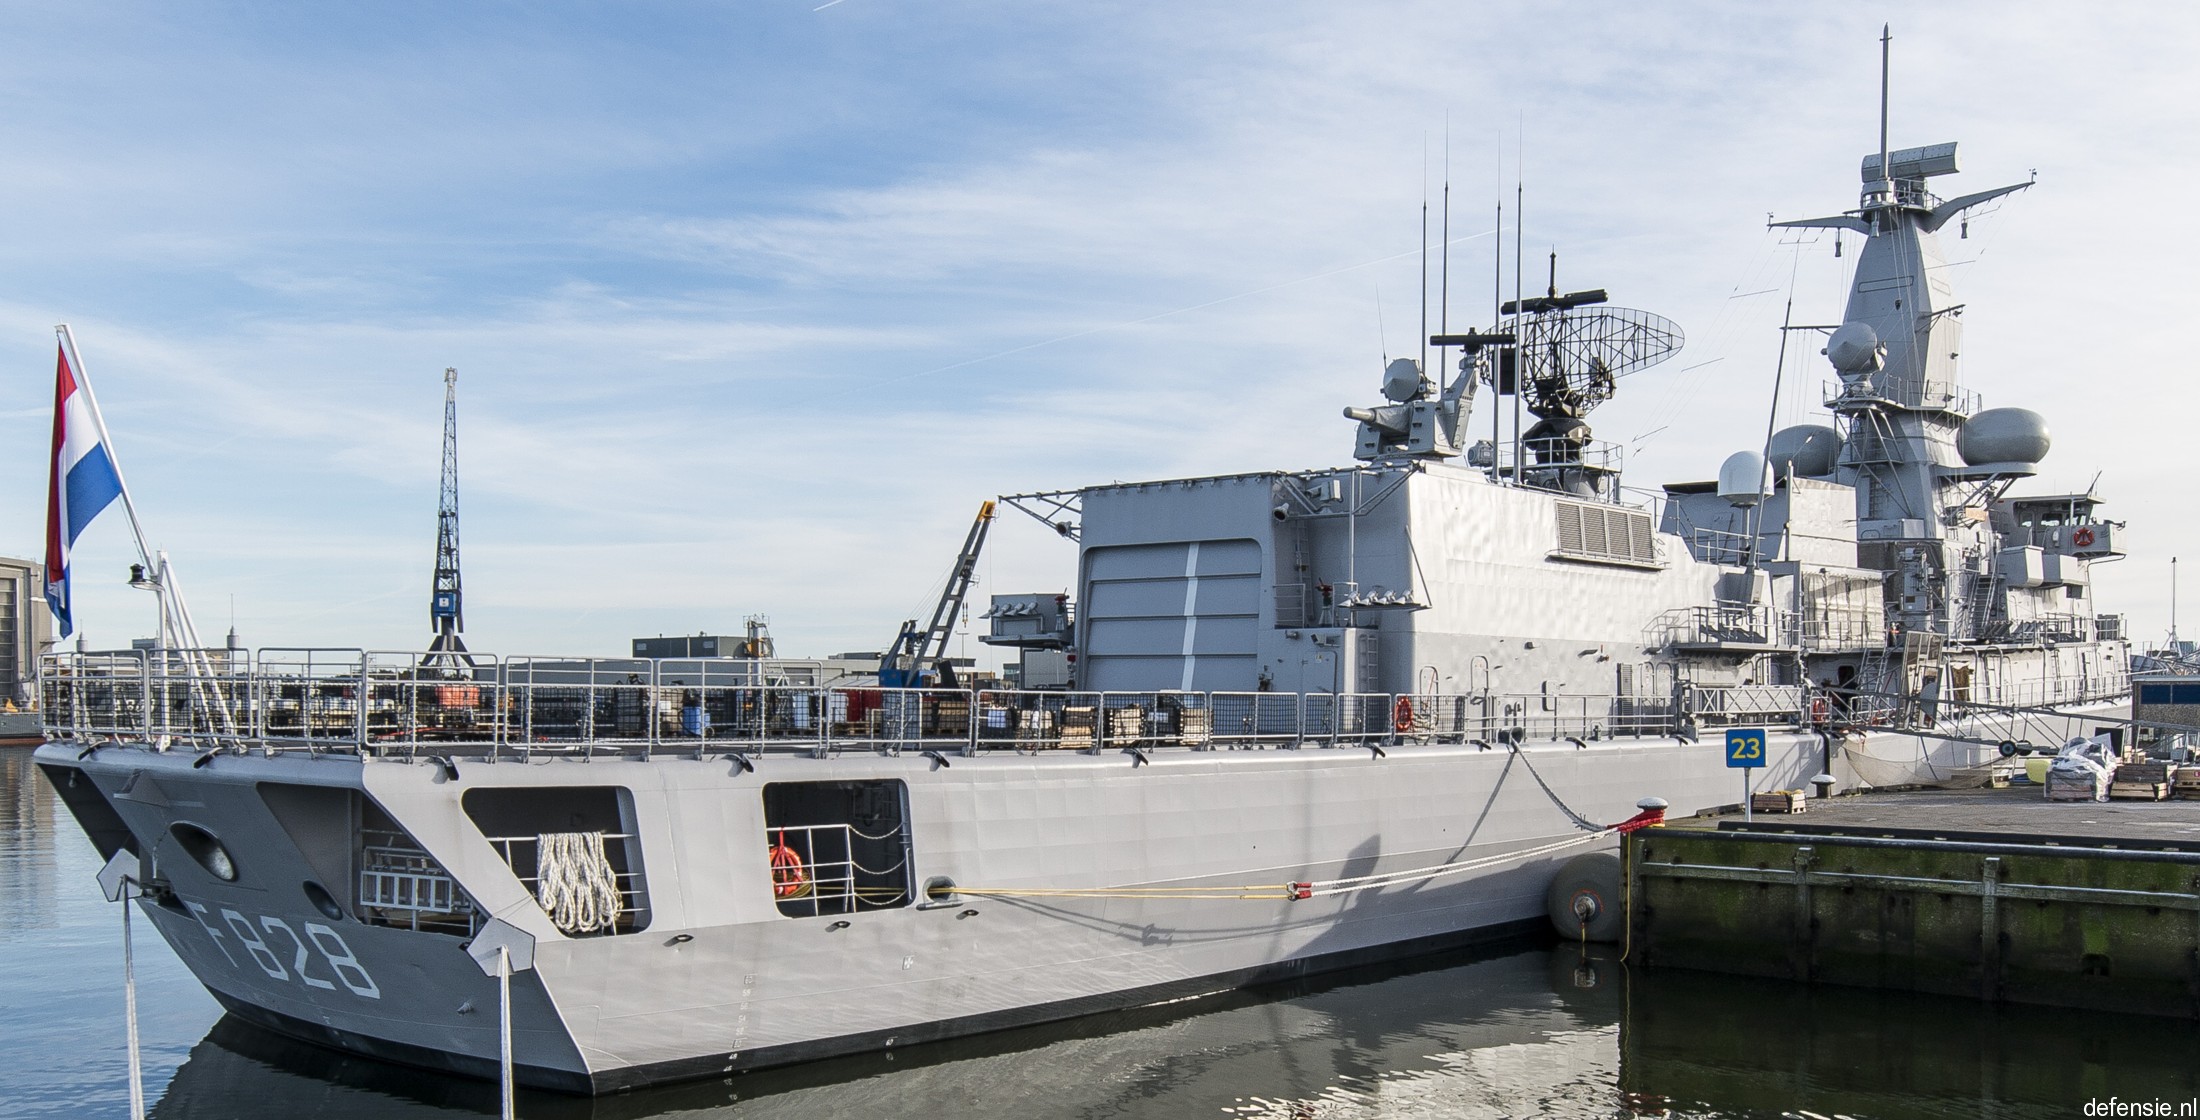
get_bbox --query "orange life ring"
[768,831,809,899]
[2072,527,2096,548]
[1392,695,1414,732]
[1810,695,1829,724]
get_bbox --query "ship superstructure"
[29,91,2138,1094]
[1659,138,2125,718]
[993,132,2127,746]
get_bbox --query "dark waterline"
[7,747,2200,1119]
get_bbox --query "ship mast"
[425,367,472,670]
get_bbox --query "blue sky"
[6,2,2197,662]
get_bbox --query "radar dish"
[1503,306,1685,420]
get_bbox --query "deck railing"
[37,648,1785,759]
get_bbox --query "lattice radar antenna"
[1502,298,1685,422]
[1346,278,1682,467]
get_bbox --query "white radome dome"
[1959,407,2050,467]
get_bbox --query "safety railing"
[764,822,908,918]
[1796,611,1883,652]
[1646,604,1798,651]
[1991,668,2132,710]
[39,648,1792,758]
[1684,527,1757,566]
[1822,375,1980,417]
[1683,683,1808,727]
[1983,612,2100,647]
[1484,436,1626,478]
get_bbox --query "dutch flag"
[44,339,125,638]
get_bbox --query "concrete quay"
[1629,786,2200,1017]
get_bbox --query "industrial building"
[0,556,50,721]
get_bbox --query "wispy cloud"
[5,1,2197,655]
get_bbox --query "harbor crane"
[878,500,995,689]
[424,367,473,671]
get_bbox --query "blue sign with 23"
[1726,728,1766,769]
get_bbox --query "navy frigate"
[31,95,2132,1092]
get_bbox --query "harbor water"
[8,748,2200,1120]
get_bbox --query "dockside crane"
[424,367,473,671]
[878,500,995,689]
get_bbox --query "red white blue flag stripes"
[45,340,125,637]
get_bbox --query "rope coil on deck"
[536,831,624,934]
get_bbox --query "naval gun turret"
[1344,331,1512,462]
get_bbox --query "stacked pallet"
[1750,789,1806,814]
[1941,764,2016,790]
[2110,760,2172,801]
[1060,706,1097,750]
[2045,770,2105,802]
[1015,708,1059,749]
[1106,707,1145,747]
[2174,766,2200,800]
[930,698,971,736]
[1177,708,1212,748]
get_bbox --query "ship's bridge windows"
[461,786,652,936]
[762,779,914,918]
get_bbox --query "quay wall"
[1629,826,2200,1018]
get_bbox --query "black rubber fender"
[1544,851,1625,943]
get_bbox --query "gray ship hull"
[37,729,1826,1091]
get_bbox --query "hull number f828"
[182,900,382,999]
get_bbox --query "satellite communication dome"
[1718,450,1771,507]
[1825,321,1885,375]
[1767,424,1842,479]
[1958,407,2051,467]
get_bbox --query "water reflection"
[0,747,59,940]
[0,750,220,1120]
[1620,968,2200,1119]
[153,948,1626,1119]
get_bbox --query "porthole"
[169,822,238,882]
[302,880,345,921]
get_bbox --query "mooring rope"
[535,832,624,934]
[1507,742,1608,833]
[949,829,1615,903]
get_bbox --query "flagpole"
[55,326,158,574]
[52,326,231,744]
